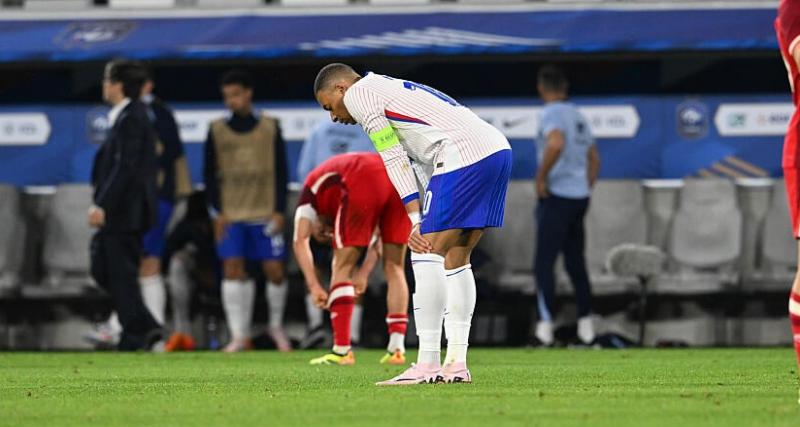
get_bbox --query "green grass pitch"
[1,349,798,426]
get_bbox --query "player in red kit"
[293,153,411,365]
[776,0,800,404]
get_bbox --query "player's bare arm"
[588,144,600,188]
[212,214,228,242]
[293,208,327,307]
[536,129,565,198]
[405,199,433,254]
[270,212,286,233]
[365,126,431,254]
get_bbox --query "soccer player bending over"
[294,153,411,365]
[314,64,512,385]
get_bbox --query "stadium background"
[0,0,793,351]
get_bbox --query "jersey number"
[380,74,460,106]
[423,191,433,216]
[402,81,460,107]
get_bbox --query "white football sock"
[222,279,255,341]
[139,274,166,326]
[107,311,122,334]
[443,264,476,365]
[351,303,363,344]
[388,332,405,353]
[305,294,324,330]
[266,280,288,330]
[411,252,447,367]
[536,320,554,345]
[332,345,351,355]
[577,315,596,344]
[167,257,193,334]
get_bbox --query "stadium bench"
[0,184,25,294]
[42,184,94,289]
[585,180,648,295]
[749,179,797,291]
[659,178,742,294]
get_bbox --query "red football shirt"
[777,0,800,107]
[297,152,389,217]
[777,0,800,168]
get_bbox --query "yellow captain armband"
[369,126,400,152]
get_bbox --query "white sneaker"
[535,321,554,346]
[441,362,472,384]
[375,363,442,386]
[83,322,121,347]
[577,316,596,344]
[268,327,293,352]
[222,338,252,353]
[150,340,166,353]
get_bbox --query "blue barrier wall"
[0,95,789,186]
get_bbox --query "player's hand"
[536,178,550,199]
[87,205,105,228]
[353,275,368,296]
[309,284,329,309]
[269,213,286,234]
[408,223,433,254]
[213,215,229,242]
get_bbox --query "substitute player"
[204,69,291,352]
[313,64,512,385]
[139,69,190,330]
[775,0,800,404]
[294,153,410,365]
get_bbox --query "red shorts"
[332,181,411,249]
[785,113,800,239]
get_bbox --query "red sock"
[329,282,355,353]
[790,292,800,367]
[386,313,408,336]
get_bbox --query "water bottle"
[207,315,220,351]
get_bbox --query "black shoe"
[527,335,555,348]
[144,328,166,351]
[298,325,328,350]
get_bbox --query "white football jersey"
[343,72,510,202]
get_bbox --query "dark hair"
[142,62,153,81]
[537,65,568,93]
[105,59,148,99]
[313,63,357,94]
[220,69,253,89]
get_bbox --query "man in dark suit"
[89,59,163,351]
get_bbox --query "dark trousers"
[534,194,593,322]
[91,231,162,351]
